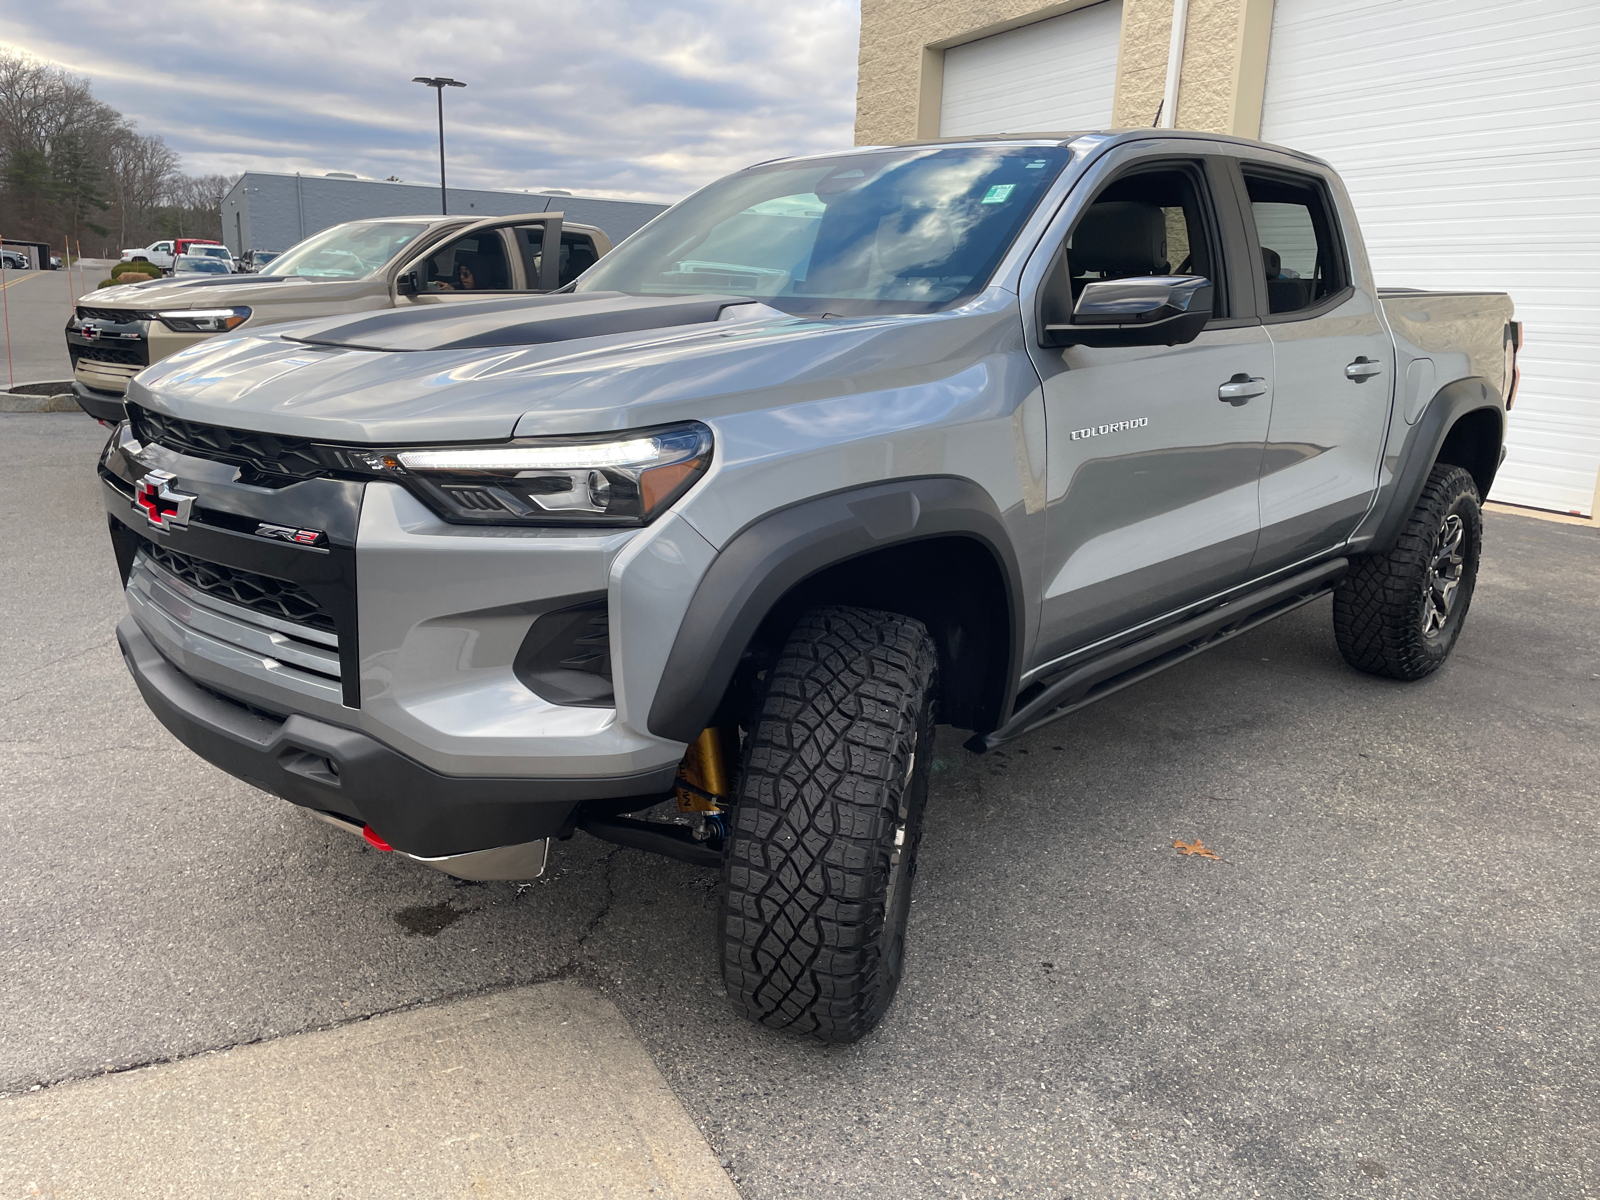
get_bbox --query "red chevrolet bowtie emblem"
[133,470,197,531]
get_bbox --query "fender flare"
[646,476,1026,743]
[1361,377,1504,553]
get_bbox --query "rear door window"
[1240,170,1349,315]
[513,226,602,289]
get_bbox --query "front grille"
[128,405,326,483]
[74,345,148,367]
[141,541,336,634]
[129,551,341,693]
[77,306,145,324]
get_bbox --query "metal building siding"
[939,1,1123,137]
[1259,0,1600,515]
[225,173,668,258]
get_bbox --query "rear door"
[1232,160,1395,574]
[1025,148,1274,668]
[509,222,608,290]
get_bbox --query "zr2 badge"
[254,522,327,547]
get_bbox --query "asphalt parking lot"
[0,261,94,384]
[5,410,1598,1199]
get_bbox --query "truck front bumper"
[119,616,678,860]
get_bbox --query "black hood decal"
[287,291,754,352]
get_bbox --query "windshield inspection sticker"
[981,184,1016,204]
[1071,417,1149,441]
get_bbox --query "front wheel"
[1333,463,1483,680]
[719,605,937,1043]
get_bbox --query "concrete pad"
[0,981,740,1199]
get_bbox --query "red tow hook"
[362,826,394,852]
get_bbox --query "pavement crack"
[574,845,621,958]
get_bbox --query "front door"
[1027,157,1274,668]
[1236,163,1394,573]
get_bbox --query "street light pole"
[412,76,466,215]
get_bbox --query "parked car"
[171,253,232,277]
[67,212,611,417]
[119,238,225,274]
[174,238,225,260]
[0,249,31,270]
[238,249,281,273]
[120,241,176,271]
[189,245,236,271]
[95,130,1519,1042]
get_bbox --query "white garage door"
[1260,0,1600,515]
[940,1,1122,138]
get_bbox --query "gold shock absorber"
[675,727,730,813]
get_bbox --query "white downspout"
[1159,0,1190,128]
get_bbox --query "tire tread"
[719,605,935,1043]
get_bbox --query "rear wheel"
[719,605,936,1043]
[1334,463,1482,680]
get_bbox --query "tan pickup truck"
[68,211,611,421]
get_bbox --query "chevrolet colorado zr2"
[96,130,1519,1043]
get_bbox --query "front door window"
[421,232,513,292]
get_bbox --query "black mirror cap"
[395,269,422,296]
[1042,275,1213,348]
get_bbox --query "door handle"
[1217,374,1268,405]
[1346,356,1383,381]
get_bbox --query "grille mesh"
[140,542,335,634]
[129,405,326,482]
[75,346,147,367]
[77,306,144,324]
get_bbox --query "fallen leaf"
[1173,839,1222,860]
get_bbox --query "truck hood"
[82,273,369,311]
[126,288,1021,445]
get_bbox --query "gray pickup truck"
[97,130,1519,1043]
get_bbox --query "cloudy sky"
[0,0,862,203]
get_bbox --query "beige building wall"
[855,0,1276,145]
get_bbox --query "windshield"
[175,257,228,274]
[261,220,429,281]
[575,145,1071,315]
[199,246,231,258]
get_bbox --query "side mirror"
[1042,275,1213,348]
[395,268,422,296]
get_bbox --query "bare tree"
[0,48,228,255]
[107,126,179,249]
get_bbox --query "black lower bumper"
[118,617,677,857]
[74,381,127,423]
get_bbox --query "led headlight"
[347,422,712,527]
[155,307,251,333]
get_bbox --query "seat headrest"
[1261,246,1282,278]
[1072,201,1168,276]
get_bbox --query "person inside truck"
[426,240,509,291]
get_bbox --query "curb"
[0,383,79,413]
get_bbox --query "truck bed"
[1379,288,1515,423]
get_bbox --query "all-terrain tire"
[1333,463,1483,680]
[719,605,937,1044]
